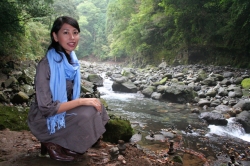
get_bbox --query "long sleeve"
[35,57,61,117]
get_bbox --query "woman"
[28,16,109,162]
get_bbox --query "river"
[98,75,250,165]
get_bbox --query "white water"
[98,76,144,101]
[206,118,250,142]
[99,75,250,144]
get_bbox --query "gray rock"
[142,86,156,97]
[112,81,137,93]
[151,92,162,100]
[233,100,250,110]
[199,112,228,126]
[87,74,104,86]
[162,85,197,103]
[198,99,211,107]
[11,91,29,104]
[235,111,250,133]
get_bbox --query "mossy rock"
[172,155,183,164]
[152,77,168,86]
[0,105,29,131]
[241,78,250,89]
[103,118,134,144]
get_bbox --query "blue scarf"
[46,48,80,134]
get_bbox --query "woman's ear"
[52,32,58,42]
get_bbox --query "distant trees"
[106,0,250,67]
[1,0,249,67]
[76,0,109,59]
[0,0,52,60]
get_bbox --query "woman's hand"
[79,98,102,112]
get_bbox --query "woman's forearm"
[57,98,102,113]
[57,99,81,113]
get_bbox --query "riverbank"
[1,59,250,166]
[0,128,186,166]
[1,128,250,166]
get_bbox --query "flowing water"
[98,76,250,165]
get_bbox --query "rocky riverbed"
[1,60,250,165]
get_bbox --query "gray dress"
[28,57,109,153]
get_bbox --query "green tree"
[76,0,108,59]
[0,0,52,60]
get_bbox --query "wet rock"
[145,134,165,141]
[130,133,142,143]
[11,91,29,104]
[235,111,250,133]
[220,78,232,85]
[87,74,103,86]
[199,112,228,126]
[215,105,232,114]
[198,99,211,107]
[151,92,162,100]
[191,108,200,113]
[160,131,175,139]
[156,85,168,93]
[205,88,217,97]
[198,91,206,98]
[142,86,156,97]
[20,84,35,97]
[201,77,216,86]
[4,77,18,88]
[18,67,36,85]
[223,71,234,78]
[218,87,228,96]
[210,99,221,107]
[162,85,197,104]
[233,100,250,110]
[121,68,135,78]
[112,81,137,93]
[112,76,128,84]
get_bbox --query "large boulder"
[3,77,18,88]
[142,86,156,97]
[151,92,162,100]
[235,111,250,133]
[18,66,36,85]
[199,112,228,126]
[112,81,137,93]
[11,91,29,104]
[162,85,197,103]
[233,100,250,110]
[0,105,29,130]
[102,118,134,143]
[87,74,103,86]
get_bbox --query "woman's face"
[53,23,80,54]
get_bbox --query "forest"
[1,0,250,68]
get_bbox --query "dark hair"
[48,16,80,63]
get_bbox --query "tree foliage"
[1,0,250,68]
[0,0,52,60]
[104,0,250,67]
[76,0,109,59]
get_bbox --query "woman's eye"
[74,31,79,35]
[63,31,69,34]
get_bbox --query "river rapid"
[98,75,250,165]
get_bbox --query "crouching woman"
[28,16,109,161]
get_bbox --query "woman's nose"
[70,33,75,39]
